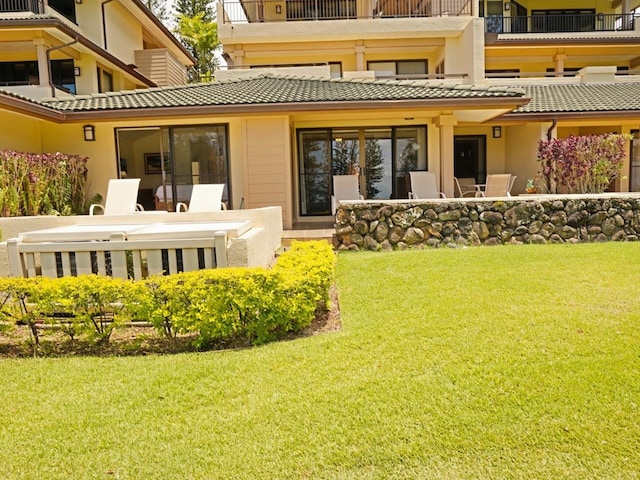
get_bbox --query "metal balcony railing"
[485,13,636,34]
[0,0,44,14]
[221,0,472,23]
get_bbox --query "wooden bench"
[7,232,228,279]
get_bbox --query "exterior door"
[454,135,486,183]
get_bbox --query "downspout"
[102,0,115,50]
[546,118,557,141]
[46,38,79,98]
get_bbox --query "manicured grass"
[1,242,639,479]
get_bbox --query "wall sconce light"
[504,2,510,10]
[597,12,604,22]
[75,0,82,4]
[83,125,95,141]
[493,126,502,138]
[275,4,282,14]
[74,66,81,76]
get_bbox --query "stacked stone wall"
[334,195,640,251]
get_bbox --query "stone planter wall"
[334,194,640,251]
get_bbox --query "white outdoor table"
[18,224,150,243]
[126,221,251,240]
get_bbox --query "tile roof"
[511,83,640,114]
[36,75,526,112]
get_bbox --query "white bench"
[6,232,228,280]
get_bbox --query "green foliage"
[0,241,336,351]
[174,2,220,82]
[34,276,136,344]
[0,150,88,216]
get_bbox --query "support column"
[435,114,457,198]
[34,38,49,86]
[232,48,245,68]
[355,42,365,71]
[553,53,566,77]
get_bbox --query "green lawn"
[1,243,639,479]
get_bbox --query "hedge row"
[0,240,335,352]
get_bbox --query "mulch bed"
[0,286,341,358]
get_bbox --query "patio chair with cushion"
[89,178,144,215]
[176,184,227,212]
[476,174,512,197]
[408,171,446,199]
[331,175,364,215]
[454,177,477,197]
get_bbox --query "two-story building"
[0,0,639,230]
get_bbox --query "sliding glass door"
[298,126,427,216]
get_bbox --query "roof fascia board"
[502,111,640,122]
[0,94,64,122]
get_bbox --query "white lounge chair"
[176,184,227,212]
[331,175,364,215]
[89,178,144,215]
[408,171,446,199]
[476,174,512,197]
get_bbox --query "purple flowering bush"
[0,150,88,216]
[537,134,630,194]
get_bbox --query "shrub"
[0,150,88,216]
[537,133,631,194]
[0,241,337,352]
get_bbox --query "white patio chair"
[408,171,446,199]
[89,178,144,215]
[331,175,364,215]
[454,177,477,197]
[476,174,512,197]
[176,184,227,213]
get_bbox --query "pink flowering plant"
[0,150,88,216]
[537,133,630,194]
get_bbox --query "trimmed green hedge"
[0,240,335,352]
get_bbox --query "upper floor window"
[98,67,113,93]
[0,60,76,93]
[49,0,77,23]
[368,60,427,80]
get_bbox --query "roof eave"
[502,110,640,122]
[50,97,530,121]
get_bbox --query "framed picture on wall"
[144,153,170,174]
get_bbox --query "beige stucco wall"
[242,117,292,228]
[504,122,548,194]
[0,111,43,152]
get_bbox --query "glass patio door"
[298,126,426,216]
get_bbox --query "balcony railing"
[0,0,44,14]
[485,13,636,34]
[221,0,472,23]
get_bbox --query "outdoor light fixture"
[493,126,502,138]
[73,66,81,76]
[597,12,604,22]
[83,125,95,141]
[275,4,282,14]
[75,0,82,4]
[504,2,510,10]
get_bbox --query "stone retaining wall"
[334,194,640,251]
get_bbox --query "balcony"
[0,0,43,14]
[220,0,472,23]
[485,13,636,34]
